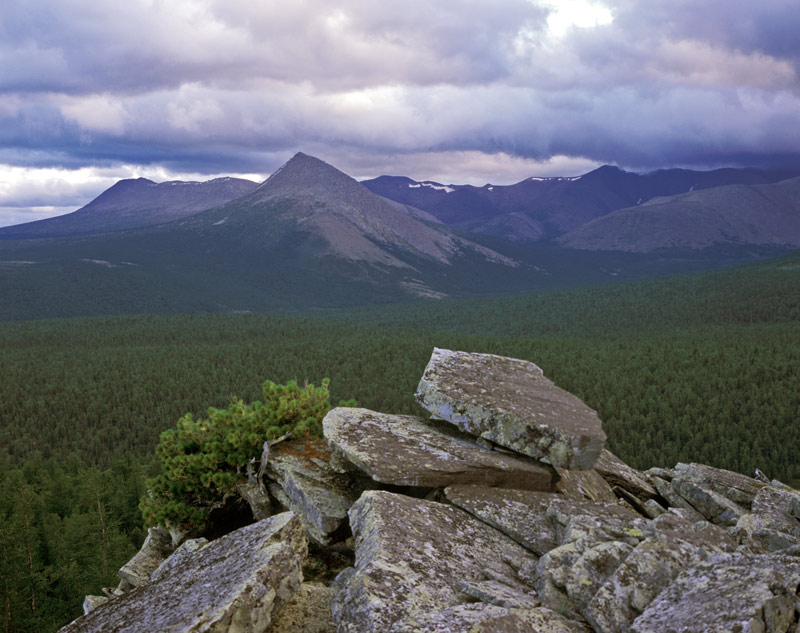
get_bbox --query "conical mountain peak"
[254,152,362,201]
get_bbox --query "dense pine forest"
[1,249,798,632]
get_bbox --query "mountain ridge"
[362,164,800,243]
[559,176,800,252]
[0,176,258,239]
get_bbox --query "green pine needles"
[140,378,340,534]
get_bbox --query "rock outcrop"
[64,347,800,633]
[62,512,307,633]
[416,347,606,469]
[323,407,554,490]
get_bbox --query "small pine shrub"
[140,378,346,534]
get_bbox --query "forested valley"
[1,249,798,632]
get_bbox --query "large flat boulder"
[323,407,554,490]
[331,490,539,633]
[59,512,307,633]
[415,348,606,469]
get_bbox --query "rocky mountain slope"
[559,176,800,252]
[0,177,258,239]
[62,348,800,633]
[192,152,516,273]
[363,165,800,243]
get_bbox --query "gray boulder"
[673,462,765,509]
[59,512,307,633]
[444,485,559,555]
[331,490,538,633]
[149,537,208,582]
[415,348,606,469]
[632,553,800,633]
[266,582,335,633]
[671,476,747,526]
[81,596,108,615]
[266,442,365,545]
[395,603,591,633]
[323,407,554,490]
[554,467,618,503]
[116,525,174,588]
[593,450,656,500]
[734,485,800,552]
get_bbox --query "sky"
[2,0,800,227]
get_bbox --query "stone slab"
[444,485,558,555]
[267,442,364,545]
[593,450,656,500]
[631,553,800,633]
[415,348,606,469]
[59,512,307,633]
[323,407,554,490]
[331,490,538,633]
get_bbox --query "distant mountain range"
[1,153,798,320]
[0,177,257,239]
[559,176,800,252]
[362,165,800,247]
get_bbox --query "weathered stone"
[58,512,307,633]
[673,462,765,509]
[266,441,365,545]
[790,495,800,520]
[415,348,606,469]
[393,603,590,633]
[457,578,541,609]
[444,485,558,555]
[266,582,335,633]
[649,476,706,521]
[671,476,747,526]
[331,490,538,633]
[642,499,666,519]
[82,596,108,615]
[631,553,800,633]
[116,525,173,588]
[546,497,644,546]
[734,513,800,553]
[751,485,800,537]
[584,537,700,633]
[323,407,554,490]
[235,441,273,520]
[643,467,676,481]
[594,450,656,499]
[611,486,650,517]
[149,537,208,582]
[646,509,737,552]
[529,537,593,619]
[555,467,618,503]
[566,540,634,612]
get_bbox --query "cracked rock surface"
[416,347,606,469]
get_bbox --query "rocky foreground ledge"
[64,348,800,633]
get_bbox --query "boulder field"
[63,348,800,633]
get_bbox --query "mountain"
[194,152,515,271]
[362,166,800,242]
[0,176,258,239]
[0,153,537,319]
[559,176,800,252]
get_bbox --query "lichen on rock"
[415,347,606,469]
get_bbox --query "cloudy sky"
[1,0,800,227]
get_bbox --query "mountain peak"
[255,152,364,201]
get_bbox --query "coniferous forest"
[0,249,798,632]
